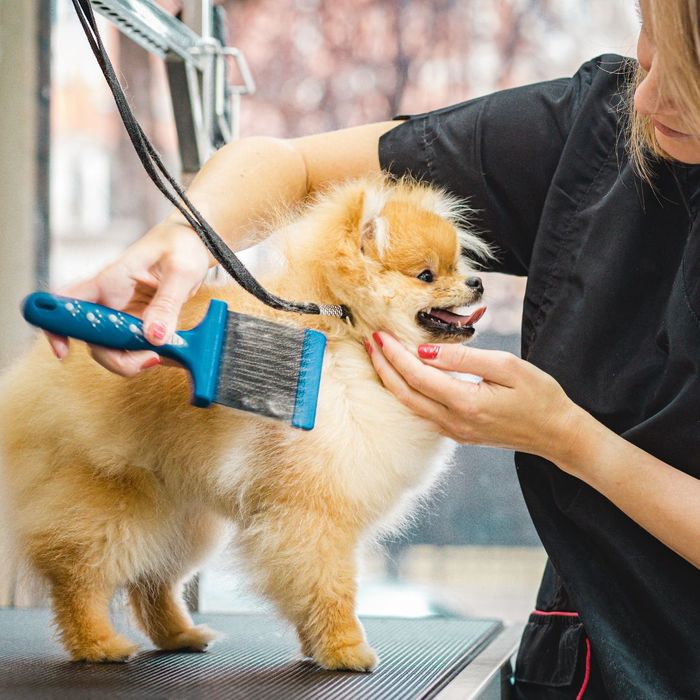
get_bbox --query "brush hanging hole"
[34,297,57,311]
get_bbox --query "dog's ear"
[350,188,388,260]
[360,216,389,259]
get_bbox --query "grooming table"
[0,609,519,699]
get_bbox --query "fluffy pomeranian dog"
[0,177,489,671]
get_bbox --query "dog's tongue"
[430,306,487,327]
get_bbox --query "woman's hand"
[368,332,700,567]
[367,332,586,467]
[46,221,212,377]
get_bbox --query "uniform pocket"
[514,611,588,690]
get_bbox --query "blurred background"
[1,0,638,622]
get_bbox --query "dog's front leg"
[239,509,379,672]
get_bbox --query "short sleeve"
[379,57,608,275]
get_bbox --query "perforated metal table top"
[0,608,502,699]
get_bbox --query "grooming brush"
[22,292,326,431]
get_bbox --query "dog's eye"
[417,269,434,283]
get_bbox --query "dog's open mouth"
[416,305,487,338]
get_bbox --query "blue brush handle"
[23,292,189,363]
[22,292,228,407]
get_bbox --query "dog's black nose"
[465,276,484,294]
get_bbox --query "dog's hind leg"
[128,578,219,652]
[240,509,378,672]
[18,461,181,662]
[51,581,138,662]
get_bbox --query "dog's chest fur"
[209,340,456,531]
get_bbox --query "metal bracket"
[90,0,207,66]
[191,43,256,144]
[90,0,255,172]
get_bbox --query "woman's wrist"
[545,404,620,489]
[538,401,598,480]
[149,218,218,269]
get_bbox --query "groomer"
[47,0,700,696]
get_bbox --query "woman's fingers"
[417,342,520,387]
[140,257,205,345]
[368,334,451,430]
[373,332,477,408]
[87,348,161,377]
[44,331,69,360]
[370,332,472,418]
[138,227,210,345]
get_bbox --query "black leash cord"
[71,0,350,321]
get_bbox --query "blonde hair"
[628,0,700,179]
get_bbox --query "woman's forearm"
[556,408,700,568]
[164,136,309,251]
[164,122,398,252]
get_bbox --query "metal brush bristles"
[216,312,308,421]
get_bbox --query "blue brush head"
[291,330,326,430]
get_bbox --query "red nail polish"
[363,339,373,355]
[372,332,383,348]
[149,322,167,341]
[141,356,161,370]
[418,344,440,359]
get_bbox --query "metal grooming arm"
[90,0,255,173]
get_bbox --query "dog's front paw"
[156,624,221,652]
[70,634,139,663]
[314,641,379,672]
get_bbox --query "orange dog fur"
[0,177,489,671]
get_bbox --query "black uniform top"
[379,55,700,699]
